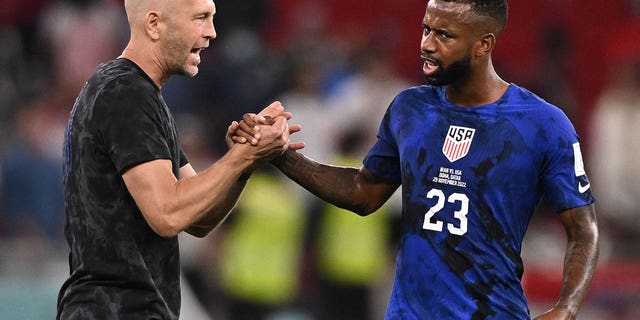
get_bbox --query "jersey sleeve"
[540,108,595,212]
[363,103,401,182]
[180,148,189,168]
[96,80,174,174]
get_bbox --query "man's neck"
[119,43,168,88]
[445,66,509,107]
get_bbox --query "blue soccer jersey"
[363,84,594,319]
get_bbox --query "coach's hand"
[227,101,304,150]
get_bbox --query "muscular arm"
[177,164,247,237]
[122,108,289,238]
[271,149,399,216]
[122,142,273,238]
[535,204,599,320]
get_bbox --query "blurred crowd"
[1,0,639,319]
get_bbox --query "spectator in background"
[0,106,65,241]
[588,19,640,258]
[0,0,124,243]
[325,43,410,157]
[216,168,309,320]
[278,55,338,164]
[312,128,394,320]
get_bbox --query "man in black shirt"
[57,0,298,318]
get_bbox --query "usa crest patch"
[442,125,476,162]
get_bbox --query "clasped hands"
[226,101,304,162]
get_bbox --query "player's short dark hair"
[442,0,508,34]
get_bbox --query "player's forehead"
[424,0,477,29]
[169,0,216,15]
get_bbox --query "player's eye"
[423,24,431,34]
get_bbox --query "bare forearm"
[175,147,257,235]
[185,175,248,237]
[556,206,600,316]
[272,150,383,215]
[125,145,258,237]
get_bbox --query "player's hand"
[533,306,576,320]
[226,101,285,148]
[231,113,304,150]
[226,113,270,147]
[242,114,290,165]
[255,101,303,151]
[227,101,304,150]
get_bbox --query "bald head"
[124,0,179,31]
[124,0,149,23]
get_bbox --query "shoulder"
[508,84,566,116]
[96,59,158,100]
[389,85,440,111]
[395,85,438,101]
[507,85,579,152]
[90,60,160,116]
[507,84,574,127]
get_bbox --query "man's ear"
[145,11,161,40]
[475,33,496,57]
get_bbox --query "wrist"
[270,149,295,167]
[554,303,577,319]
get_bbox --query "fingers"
[261,115,275,125]
[288,124,302,135]
[256,101,293,121]
[289,141,306,151]
[258,101,284,118]
[232,116,259,145]
[286,124,304,150]
[225,121,241,148]
[281,111,293,120]
[231,102,304,151]
[242,113,260,129]
[271,115,289,136]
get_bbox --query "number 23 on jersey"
[423,188,469,236]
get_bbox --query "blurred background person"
[588,19,640,258]
[310,128,396,320]
[215,168,310,320]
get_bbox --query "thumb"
[258,101,284,118]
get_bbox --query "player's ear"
[145,11,161,40]
[475,33,496,57]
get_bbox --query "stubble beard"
[163,23,198,78]
[424,54,472,86]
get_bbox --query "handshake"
[225,101,305,170]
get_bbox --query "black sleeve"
[180,147,189,168]
[96,79,174,174]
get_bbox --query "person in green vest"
[312,129,396,320]
[217,168,310,320]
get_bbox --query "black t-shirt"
[58,58,189,319]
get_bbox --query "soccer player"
[56,0,298,319]
[231,0,599,319]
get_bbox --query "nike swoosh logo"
[578,181,591,193]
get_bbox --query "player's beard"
[163,22,198,78]
[424,54,472,86]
